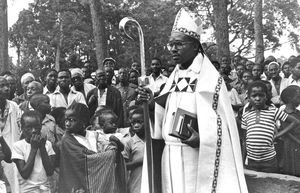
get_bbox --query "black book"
[169,108,198,140]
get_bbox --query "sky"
[7,0,300,64]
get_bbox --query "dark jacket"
[87,86,124,127]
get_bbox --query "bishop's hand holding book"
[169,108,199,148]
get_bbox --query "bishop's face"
[168,32,197,68]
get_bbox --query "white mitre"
[172,7,202,41]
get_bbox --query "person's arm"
[109,135,124,152]
[13,135,40,179]
[275,114,300,139]
[0,136,12,163]
[39,137,55,176]
[126,157,143,170]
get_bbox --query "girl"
[237,70,253,105]
[242,81,300,173]
[280,85,300,176]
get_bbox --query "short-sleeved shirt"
[11,139,55,193]
[123,134,144,193]
[147,74,168,94]
[242,106,288,161]
[49,89,86,109]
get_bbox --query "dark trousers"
[247,157,278,173]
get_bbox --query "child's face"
[252,65,262,78]
[22,117,42,142]
[65,109,84,134]
[35,96,51,115]
[130,113,144,136]
[249,86,267,110]
[282,64,291,76]
[242,72,252,84]
[102,113,117,134]
[291,63,300,79]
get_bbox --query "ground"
[245,169,300,193]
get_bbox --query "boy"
[30,94,64,145]
[123,107,145,193]
[12,111,55,193]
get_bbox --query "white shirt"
[43,86,58,96]
[49,88,87,108]
[287,75,300,87]
[147,73,168,94]
[11,139,55,193]
[1,100,21,193]
[269,77,289,104]
[72,130,97,152]
[71,83,96,99]
[97,88,107,107]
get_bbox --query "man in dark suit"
[87,69,124,127]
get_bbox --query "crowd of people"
[0,6,299,193]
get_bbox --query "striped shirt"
[242,106,288,161]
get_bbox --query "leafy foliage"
[8,0,300,75]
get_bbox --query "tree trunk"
[0,0,8,72]
[212,0,230,62]
[89,0,106,70]
[55,12,63,71]
[17,46,20,67]
[254,0,264,64]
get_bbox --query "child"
[95,108,125,152]
[223,76,242,117]
[280,85,300,176]
[59,102,125,193]
[12,110,55,193]
[242,81,300,173]
[252,64,263,81]
[123,107,145,193]
[30,94,58,144]
[236,71,253,105]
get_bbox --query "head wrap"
[267,61,280,71]
[172,7,202,41]
[70,68,83,78]
[102,57,116,66]
[67,102,90,125]
[21,72,35,84]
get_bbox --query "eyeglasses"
[167,41,193,51]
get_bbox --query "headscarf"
[268,61,280,71]
[21,72,35,85]
[70,68,84,78]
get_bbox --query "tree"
[0,0,8,72]
[89,0,106,69]
[211,0,230,61]
[254,0,264,64]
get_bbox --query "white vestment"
[141,54,248,193]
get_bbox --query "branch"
[229,32,239,44]
[228,0,244,12]
[205,2,215,29]
[204,43,216,52]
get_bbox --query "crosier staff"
[119,17,155,193]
